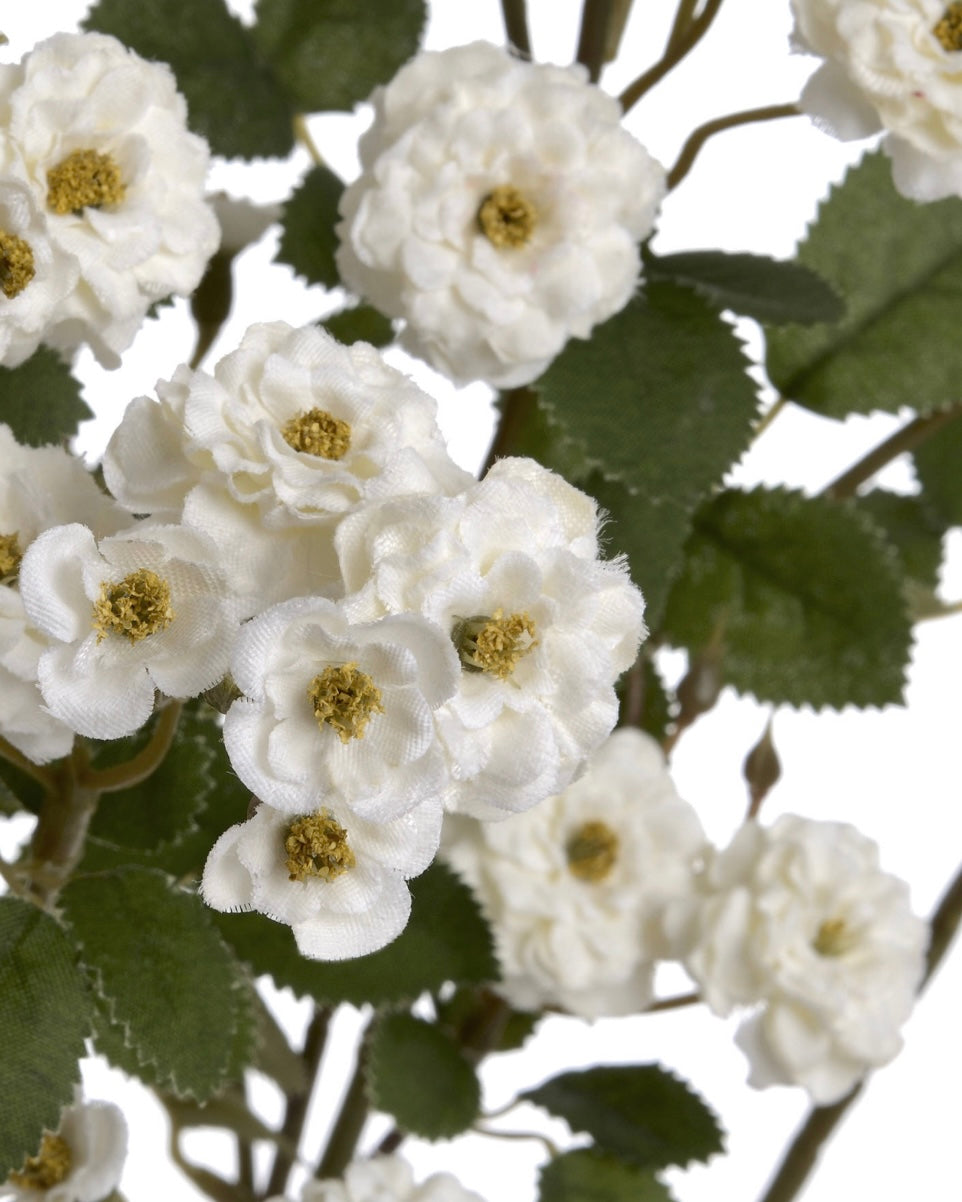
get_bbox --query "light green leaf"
[0,899,91,1178]
[276,166,344,289]
[645,249,844,325]
[0,349,91,447]
[253,0,427,112]
[323,305,394,348]
[62,867,254,1099]
[766,152,962,416]
[536,285,759,510]
[214,861,498,1006]
[661,487,912,709]
[539,1150,675,1202]
[524,1065,723,1171]
[368,1013,479,1139]
[84,0,295,159]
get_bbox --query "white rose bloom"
[337,457,645,817]
[336,41,666,387]
[444,728,706,1017]
[201,797,442,961]
[670,814,928,1104]
[223,595,459,822]
[266,1155,486,1202]
[792,0,962,199]
[1,31,219,364]
[1,1099,127,1202]
[18,522,237,740]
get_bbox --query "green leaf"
[62,867,254,1099]
[323,305,394,348]
[0,899,92,1178]
[214,861,497,1006]
[539,1150,675,1202]
[661,487,912,709]
[253,0,427,112]
[368,1013,479,1139]
[766,152,962,417]
[0,349,91,447]
[913,409,962,527]
[276,166,344,289]
[523,1065,723,1171]
[84,0,295,159]
[855,491,946,591]
[537,285,759,511]
[645,249,844,325]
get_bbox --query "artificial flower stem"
[667,103,801,191]
[293,113,325,168]
[315,1031,371,1180]
[823,403,962,500]
[472,1123,561,1158]
[576,0,617,81]
[0,732,57,795]
[77,700,183,794]
[501,0,532,57]
[665,0,701,55]
[28,749,98,903]
[619,0,723,113]
[646,989,701,1012]
[757,858,962,1202]
[265,1006,332,1198]
[752,395,788,441]
[482,387,538,477]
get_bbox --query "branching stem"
[667,103,801,191]
[315,1030,370,1180]
[265,1007,332,1197]
[77,700,183,794]
[619,0,724,113]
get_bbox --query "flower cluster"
[0,31,218,366]
[0,1098,127,1202]
[665,814,928,1103]
[792,0,962,200]
[336,42,666,386]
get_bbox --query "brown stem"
[501,0,532,57]
[375,1126,405,1156]
[576,0,616,81]
[0,734,58,796]
[315,1034,370,1180]
[619,0,723,113]
[77,700,183,794]
[28,750,99,903]
[646,990,701,1013]
[665,0,699,54]
[823,404,962,500]
[757,858,962,1202]
[482,387,537,476]
[667,103,800,191]
[620,655,646,728]
[264,1007,332,1198]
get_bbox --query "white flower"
[1,31,219,364]
[792,0,962,199]
[266,1155,486,1202]
[670,814,928,1104]
[1,1099,127,1202]
[201,797,442,960]
[337,457,645,817]
[223,595,459,822]
[444,728,706,1017]
[336,41,666,387]
[18,522,237,740]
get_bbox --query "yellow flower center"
[453,609,538,679]
[281,408,352,460]
[0,531,22,582]
[93,568,174,644]
[307,662,383,743]
[935,3,962,50]
[9,1132,72,1190]
[285,809,356,882]
[0,231,35,299]
[47,148,126,216]
[565,820,620,883]
[478,185,538,249]
[813,916,856,958]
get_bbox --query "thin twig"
[665,0,699,55]
[757,858,962,1202]
[667,103,800,191]
[375,1126,405,1156]
[315,1032,370,1180]
[576,0,616,81]
[646,990,701,1013]
[752,395,788,441]
[482,387,537,476]
[619,0,723,113]
[77,701,183,794]
[265,1007,332,1198]
[501,0,532,57]
[293,113,325,168]
[473,1123,560,1159]
[0,734,58,795]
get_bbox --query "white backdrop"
[2,3,960,1201]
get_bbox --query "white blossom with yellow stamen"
[18,522,237,740]
[1,1098,127,1202]
[336,457,646,818]
[336,41,665,387]
[443,728,706,1017]
[792,0,962,199]
[0,31,218,364]
[222,594,460,822]
[665,814,928,1103]
[201,795,442,960]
